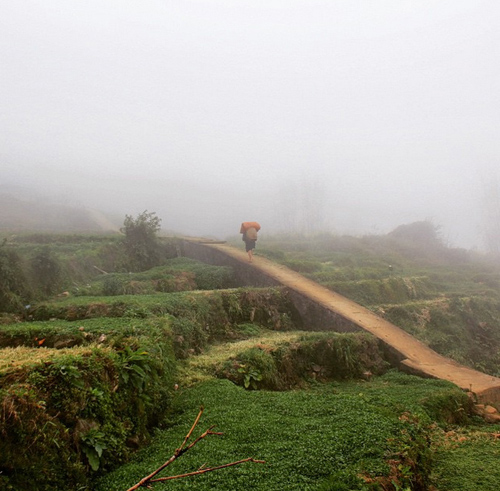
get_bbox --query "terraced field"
[2,235,500,490]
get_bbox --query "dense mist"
[2,1,500,248]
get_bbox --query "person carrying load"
[240,221,260,262]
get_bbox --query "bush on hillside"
[120,211,173,271]
[30,246,62,297]
[0,319,176,491]
[388,220,443,248]
[0,245,31,313]
[217,332,390,390]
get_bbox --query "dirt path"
[186,239,500,405]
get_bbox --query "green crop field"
[1,229,500,490]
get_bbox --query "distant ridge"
[0,193,120,233]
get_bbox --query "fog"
[2,1,499,247]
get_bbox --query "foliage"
[73,258,235,297]
[380,296,500,377]
[96,376,474,491]
[81,430,108,471]
[24,288,296,354]
[383,412,433,491]
[30,246,62,296]
[120,211,163,271]
[2,229,499,491]
[430,427,500,490]
[238,363,263,389]
[0,321,176,491]
[388,220,443,248]
[323,276,436,306]
[0,244,31,312]
[228,229,500,375]
[217,332,390,390]
[0,233,180,307]
[116,346,155,392]
[282,258,323,273]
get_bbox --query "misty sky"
[1,1,499,247]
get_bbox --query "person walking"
[240,222,260,262]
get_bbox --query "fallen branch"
[126,406,264,490]
[150,457,266,483]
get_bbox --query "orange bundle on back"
[240,222,261,233]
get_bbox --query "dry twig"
[126,406,265,490]
[150,457,266,483]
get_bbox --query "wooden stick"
[126,406,206,491]
[177,405,204,452]
[126,407,264,490]
[150,458,266,482]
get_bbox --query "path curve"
[183,238,500,406]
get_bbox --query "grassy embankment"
[0,254,299,490]
[1,231,500,490]
[237,231,500,377]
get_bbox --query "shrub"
[120,211,162,271]
[0,320,176,491]
[218,332,390,390]
[0,246,31,313]
[30,247,62,297]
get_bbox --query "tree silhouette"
[121,211,162,271]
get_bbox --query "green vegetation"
[121,210,166,271]
[30,246,62,296]
[229,222,500,376]
[0,318,176,490]
[0,217,181,313]
[1,222,500,490]
[0,243,31,312]
[431,429,500,490]
[216,331,389,391]
[96,374,476,491]
[0,282,298,490]
[74,258,236,296]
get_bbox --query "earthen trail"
[184,238,500,405]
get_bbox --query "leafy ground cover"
[430,427,500,490]
[212,331,390,391]
[2,230,500,490]
[0,231,181,312]
[21,287,296,359]
[180,329,390,390]
[0,283,299,490]
[74,258,236,296]
[96,372,479,491]
[0,316,176,491]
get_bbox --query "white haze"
[1,0,499,247]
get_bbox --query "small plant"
[59,363,85,389]
[385,412,433,491]
[237,364,263,390]
[116,346,153,392]
[81,430,108,471]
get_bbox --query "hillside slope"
[183,238,500,405]
[0,192,120,233]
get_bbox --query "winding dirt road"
[185,238,500,405]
